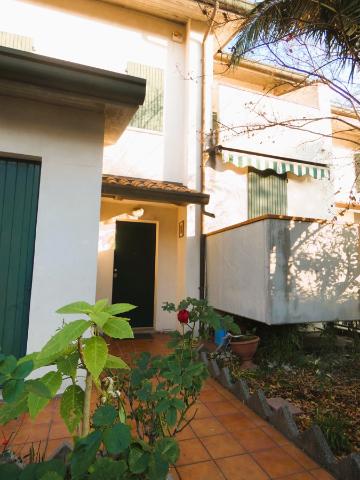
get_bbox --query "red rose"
[177,309,189,324]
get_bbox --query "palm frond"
[231,0,360,78]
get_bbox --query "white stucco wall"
[1,0,187,184]
[97,200,179,331]
[204,164,248,233]
[207,218,360,324]
[0,95,104,354]
[217,83,332,163]
[287,174,333,219]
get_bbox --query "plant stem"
[82,371,92,436]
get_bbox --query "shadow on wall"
[269,220,360,322]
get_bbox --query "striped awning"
[223,151,330,180]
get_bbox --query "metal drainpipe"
[199,1,218,300]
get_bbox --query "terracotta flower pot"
[230,336,260,369]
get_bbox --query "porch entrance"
[112,221,156,329]
[0,158,40,357]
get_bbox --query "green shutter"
[248,170,287,219]
[127,62,164,132]
[0,159,41,357]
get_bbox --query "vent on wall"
[0,31,34,52]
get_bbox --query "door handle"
[113,268,118,279]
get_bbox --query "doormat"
[134,333,154,340]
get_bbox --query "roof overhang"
[0,46,146,145]
[102,175,210,206]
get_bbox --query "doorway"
[112,221,156,329]
[0,158,41,357]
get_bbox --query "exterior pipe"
[200,1,219,300]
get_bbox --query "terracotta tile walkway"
[0,334,335,479]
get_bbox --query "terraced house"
[0,0,359,359]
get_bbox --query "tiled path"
[1,334,335,479]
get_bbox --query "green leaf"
[57,350,79,379]
[106,303,136,316]
[89,458,127,479]
[25,380,52,399]
[155,399,170,414]
[71,431,102,478]
[0,463,21,479]
[28,371,62,419]
[102,318,133,340]
[93,299,109,312]
[105,354,129,370]
[3,379,25,403]
[89,312,110,328]
[37,320,90,362]
[60,385,84,433]
[166,406,177,427]
[148,452,169,480]
[12,360,34,379]
[83,336,108,379]
[92,405,117,428]
[103,423,131,455]
[56,301,92,314]
[35,459,66,479]
[38,474,63,480]
[0,355,17,375]
[155,437,180,463]
[128,446,150,474]
[0,394,28,424]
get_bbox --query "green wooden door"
[248,170,287,219]
[0,158,41,357]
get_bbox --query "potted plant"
[230,330,260,369]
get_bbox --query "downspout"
[200,1,218,299]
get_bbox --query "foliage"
[315,410,351,455]
[0,296,212,478]
[0,300,135,434]
[162,297,240,341]
[254,324,305,364]
[231,0,360,78]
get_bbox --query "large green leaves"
[155,438,180,464]
[105,354,129,370]
[38,320,90,363]
[28,371,62,419]
[12,360,34,380]
[57,350,79,379]
[102,318,133,339]
[83,337,108,379]
[56,301,93,315]
[92,405,117,428]
[128,445,150,474]
[103,423,131,455]
[71,431,102,478]
[0,393,28,424]
[106,304,136,316]
[60,385,84,433]
[89,458,127,480]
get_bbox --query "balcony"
[206,215,360,324]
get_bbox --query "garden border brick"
[198,352,360,480]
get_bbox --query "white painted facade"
[0,0,358,341]
[0,95,104,353]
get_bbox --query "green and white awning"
[222,151,330,180]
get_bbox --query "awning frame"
[218,145,330,180]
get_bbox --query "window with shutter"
[248,169,287,219]
[127,62,164,132]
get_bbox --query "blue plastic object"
[214,329,227,346]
